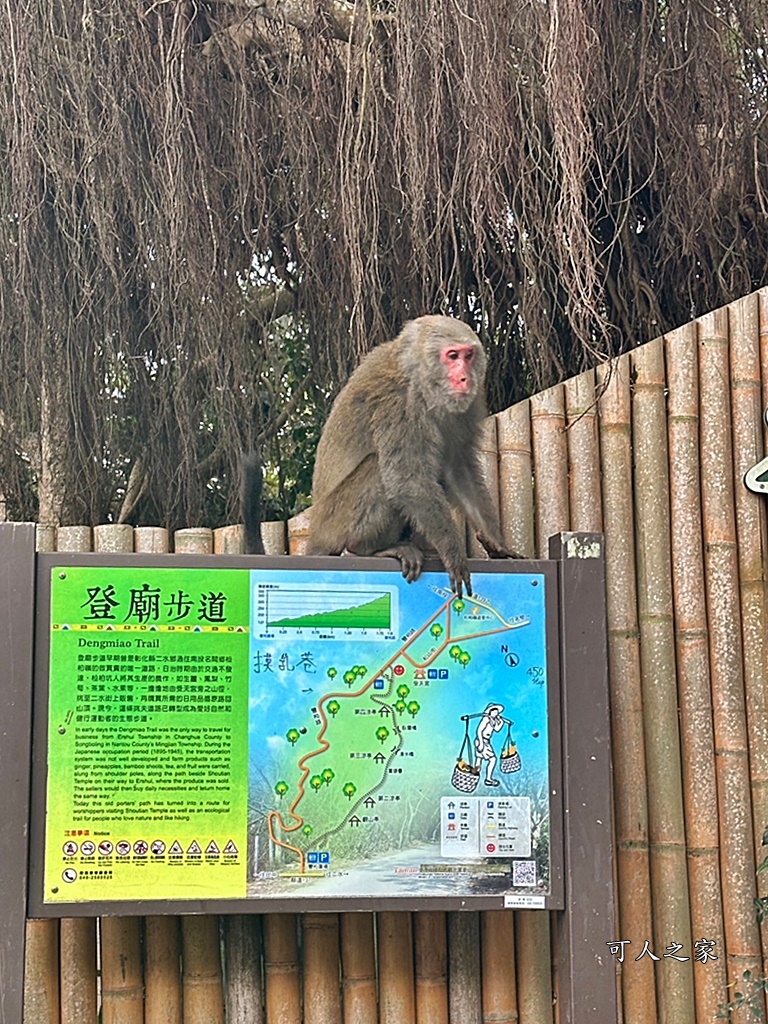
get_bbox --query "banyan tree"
[2,0,768,529]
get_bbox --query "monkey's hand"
[446,556,472,598]
[476,532,523,560]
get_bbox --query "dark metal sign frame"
[0,525,617,1024]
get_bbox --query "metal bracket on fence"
[744,409,768,493]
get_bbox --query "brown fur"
[307,315,516,595]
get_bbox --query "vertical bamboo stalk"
[214,525,243,554]
[378,911,416,1024]
[287,510,312,555]
[448,911,481,1024]
[223,916,264,1024]
[174,527,213,554]
[481,911,517,1024]
[263,913,301,1024]
[302,913,342,1024]
[520,383,569,1022]
[60,918,98,1024]
[101,917,144,1024]
[730,295,768,986]
[180,916,224,1024]
[23,919,60,1024]
[514,912,552,1024]
[145,917,182,1024]
[262,520,289,554]
[665,323,728,1023]
[597,357,656,1022]
[134,527,170,553]
[53,523,99,1024]
[24,526,60,1024]
[698,308,762,996]
[495,402,535,557]
[56,525,92,551]
[530,385,569,557]
[340,912,378,1024]
[631,339,694,1023]
[759,288,768,455]
[93,524,134,553]
[469,417,502,557]
[37,524,57,552]
[413,911,448,1024]
[94,525,145,1024]
[564,370,603,532]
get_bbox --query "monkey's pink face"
[440,344,478,397]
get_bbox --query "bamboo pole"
[214,524,243,554]
[530,385,569,557]
[631,339,694,1022]
[760,288,768,455]
[95,524,145,1024]
[730,295,768,995]
[174,527,213,554]
[698,308,762,999]
[665,323,728,1023]
[378,911,416,1024]
[223,916,264,1024]
[223,916,264,1023]
[302,913,342,1024]
[469,417,502,557]
[495,402,534,558]
[413,911,448,1024]
[287,510,312,555]
[56,525,92,551]
[134,527,170,552]
[145,917,182,1024]
[101,917,144,1024]
[481,911,517,1024]
[448,911,482,1024]
[171,530,226,1024]
[23,919,60,1024]
[340,912,378,1024]
[180,916,225,1024]
[263,913,301,1024]
[56,521,99,1024]
[516,382,570,1023]
[514,912,552,1024]
[263,520,289,554]
[564,370,603,532]
[37,524,57,552]
[23,526,61,1024]
[597,357,656,1022]
[93,523,134,553]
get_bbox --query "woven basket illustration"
[500,747,521,773]
[451,759,480,793]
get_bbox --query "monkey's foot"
[375,543,424,583]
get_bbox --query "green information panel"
[41,560,559,909]
[45,566,250,902]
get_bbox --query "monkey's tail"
[241,451,265,555]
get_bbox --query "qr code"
[512,860,537,887]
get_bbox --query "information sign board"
[29,555,562,913]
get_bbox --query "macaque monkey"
[306,315,517,596]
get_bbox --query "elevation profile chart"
[253,582,399,641]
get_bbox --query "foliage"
[3,0,768,528]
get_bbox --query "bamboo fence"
[21,287,768,1023]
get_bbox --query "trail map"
[249,567,552,902]
[41,561,554,908]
